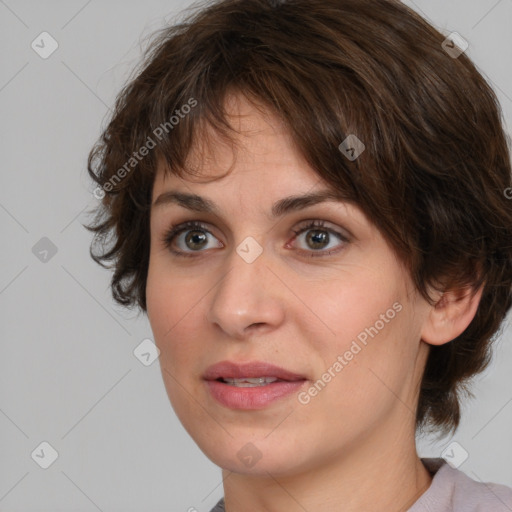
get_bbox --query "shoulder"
[409,458,512,512]
[209,497,225,512]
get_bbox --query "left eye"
[289,220,348,256]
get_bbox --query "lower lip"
[205,380,307,410]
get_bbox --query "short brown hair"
[85,0,512,436]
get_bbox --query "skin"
[146,92,483,512]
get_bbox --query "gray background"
[0,0,511,510]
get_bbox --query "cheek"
[146,260,196,358]
[146,258,216,381]
[146,268,206,416]
[300,263,416,404]
[300,266,403,354]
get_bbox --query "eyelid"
[292,218,351,240]
[162,220,219,246]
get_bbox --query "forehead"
[152,92,323,196]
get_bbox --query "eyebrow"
[152,189,349,219]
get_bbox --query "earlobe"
[421,284,484,346]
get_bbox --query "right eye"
[162,220,224,257]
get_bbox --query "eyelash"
[161,220,349,259]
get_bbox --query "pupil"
[186,230,207,250]
[307,230,328,249]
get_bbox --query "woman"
[85,0,512,510]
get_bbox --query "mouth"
[215,376,289,387]
[203,360,308,383]
[203,360,308,409]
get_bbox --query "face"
[146,93,431,477]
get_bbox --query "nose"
[205,243,286,340]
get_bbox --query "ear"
[421,284,484,346]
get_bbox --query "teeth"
[222,377,280,387]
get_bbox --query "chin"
[191,430,313,477]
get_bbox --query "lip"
[203,360,308,410]
[203,360,307,381]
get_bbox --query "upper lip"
[203,361,307,381]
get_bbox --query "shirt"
[208,458,512,511]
